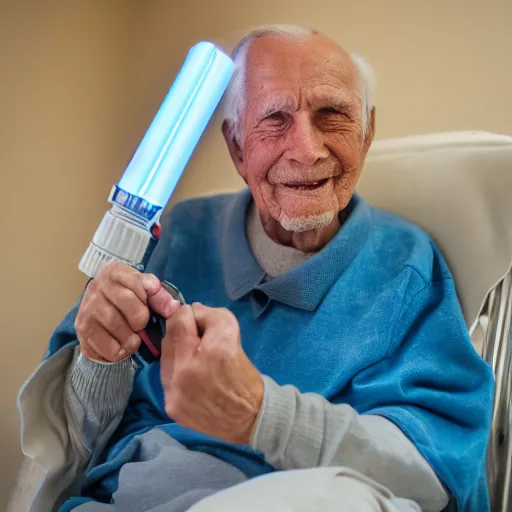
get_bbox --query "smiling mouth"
[282,178,330,191]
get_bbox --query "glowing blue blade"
[117,42,234,209]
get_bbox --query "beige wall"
[0,0,510,505]
[0,0,137,503]
[138,0,512,201]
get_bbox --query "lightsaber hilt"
[79,185,163,278]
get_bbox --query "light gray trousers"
[76,430,419,512]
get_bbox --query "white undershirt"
[246,202,315,279]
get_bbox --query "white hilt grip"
[79,208,152,278]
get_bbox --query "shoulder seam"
[385,270,431,358]
[404,263,429,288]
[404,240,453,287]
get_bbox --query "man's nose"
[285,114,329,166]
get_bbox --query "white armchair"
[358,131,512,511]
[10,132,510,512]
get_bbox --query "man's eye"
[319,107,342,115]
[264,112,286,124]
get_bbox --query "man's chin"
[278,211,336,233]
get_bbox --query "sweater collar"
[221,188,373,311]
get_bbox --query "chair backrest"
[358,131,512,339]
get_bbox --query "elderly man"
[11,25,492,512]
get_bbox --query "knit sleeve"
[250,375,449,512]
[65,350,135,454]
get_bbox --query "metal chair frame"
[479,270,512,511]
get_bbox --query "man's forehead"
[245,35,357,89]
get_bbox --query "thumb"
[148,288,181,319]
[141,273,161,296]
[141,274,180,319]
[190,303,217,336]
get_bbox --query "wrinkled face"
[225,35,374,233]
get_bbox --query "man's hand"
[161,303,264,445]
[75,262,181,362]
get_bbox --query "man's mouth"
[282,178,330,191]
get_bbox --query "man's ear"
[222,119,246,180]
[362,107,376,157]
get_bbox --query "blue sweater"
[48,189,493,511]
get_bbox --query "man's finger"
[102,283,149,332]
[190,303,219,335]
[82,324,126,362]
[148,287,181,319]
[80,339,108,363]
[190,304,240,359]
[103,262,160,303]
[164,305,199,361]
[92,289,142,347]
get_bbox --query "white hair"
[279,211,337,233]
[223,24,375,145]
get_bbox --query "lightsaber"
[78,42,234,363]
[79,41,234,279]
